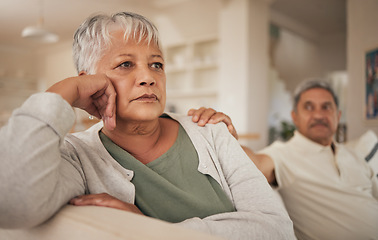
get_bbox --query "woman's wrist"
[46,77,79,106]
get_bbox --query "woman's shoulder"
[64,122,104,150]
[164,112,227,133]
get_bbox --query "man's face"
[291,88,341,146]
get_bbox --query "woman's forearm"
[0,93,84,228]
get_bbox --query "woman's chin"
[118,108,164,123]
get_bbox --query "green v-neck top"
[99,122,235,223]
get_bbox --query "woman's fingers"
[77,75,117,130]
[70,193,143,215]
[47,74,117,130]
[91,84,116,130]
[70,193,120,207]
[101,77,117,130]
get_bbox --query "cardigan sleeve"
[0,93,86,229]
[175,120,295,240]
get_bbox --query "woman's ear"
[78,71,87,76]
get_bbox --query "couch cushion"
[345,130,378,177]
[1,205,224,240]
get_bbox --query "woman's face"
[95,30,166,123]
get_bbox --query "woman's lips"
[133,94,158,102]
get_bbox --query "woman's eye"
[118,61,133,68]
[151,62,163,70]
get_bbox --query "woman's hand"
[188,107,238,139]
[69,193,143,215]
[46,74,116,130]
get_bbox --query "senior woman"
[0,12,294,239]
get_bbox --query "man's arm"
[188,107,277,185]
[241,146,277,184]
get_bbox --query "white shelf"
[193,63,217,71]
[163,36,219,113]
[167,89,218,99]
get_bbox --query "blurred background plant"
[269,120,295,144]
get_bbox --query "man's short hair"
[293,79,339,112]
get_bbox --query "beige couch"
[1,205,224,240]
[2,131,376,240]
[345,130,378,175]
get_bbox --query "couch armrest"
[345,130,378,175]
[1,205,224,240]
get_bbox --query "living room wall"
[346,0,378,139]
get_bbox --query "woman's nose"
[139,80,155,86]
[136,67,156,86]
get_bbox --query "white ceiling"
[0,0,346,49]
[0,0,185,49]
[271,0,346,35]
